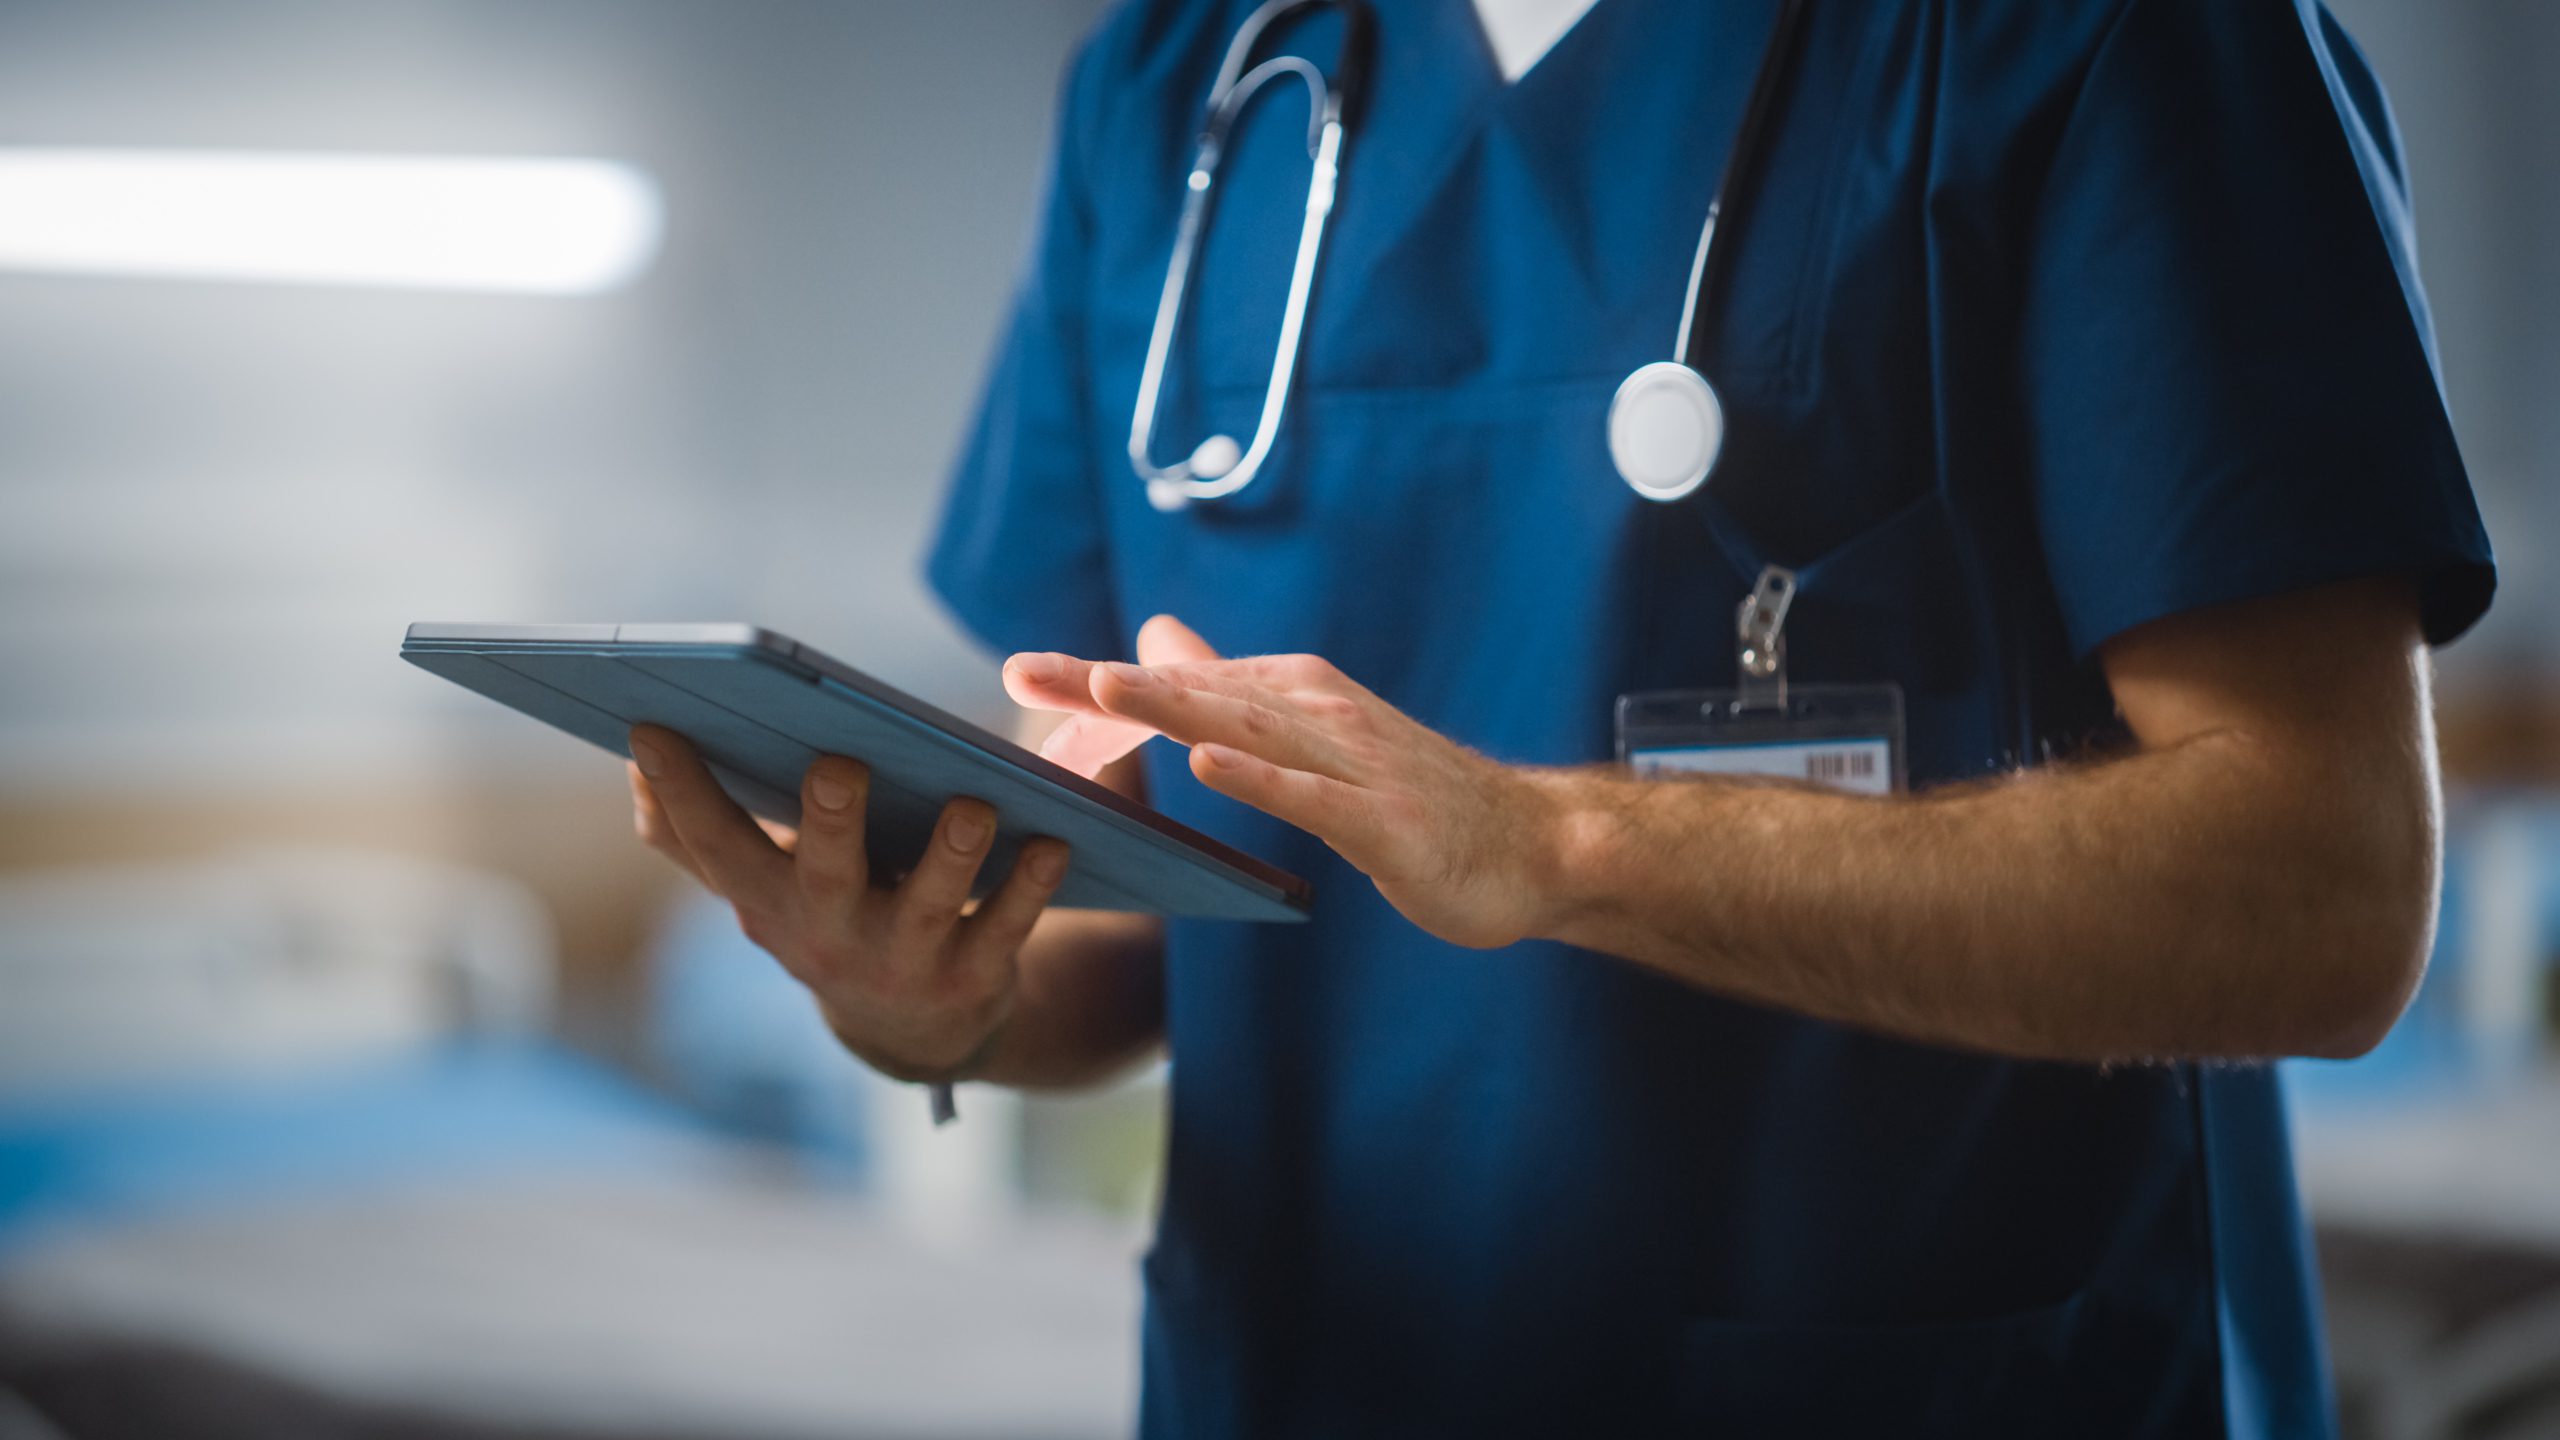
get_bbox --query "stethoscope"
[1128,0,1372,511]
[1130,0,1812,512]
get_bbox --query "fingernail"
[1028,846,1066,884]
[1012,653,1064,682]
[1103,662,1156,689]
[946,812,990,852]
[810,775,853,811]
[1199,743,1244,770]
[630,736,666,778]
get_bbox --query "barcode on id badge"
[1631,737,1894,796]
[1804,749,1877,784]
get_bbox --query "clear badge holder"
[1615,566,1907,795]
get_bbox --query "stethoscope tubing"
[1133,0,1810,509]
[1129,0,1369,512]
[1674,0,1810,369]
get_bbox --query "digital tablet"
[400,623,1312,922]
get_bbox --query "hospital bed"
[0,850,1139,1440]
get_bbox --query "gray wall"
[0,0,1110,794]
[2324,0,2559,669]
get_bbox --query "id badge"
[1617,684,1905,794]
[1616,567,1907,795]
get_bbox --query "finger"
[1038,711,1159,779]
[1010,618,1227,778]
[954,837,1069,975]
[1159,650,1354,697]
[794,756,872,926]
[756,817,801,853]
[888,797,999,959]
[1134,613,1221,666]
[1003,651,1110,715]
[1191,743,1393,858]
[629,763,709,887]
[1006,645,1328,718]
[1000,614,1227,715]
[628,726,791,912]
[1090,663,1356,779]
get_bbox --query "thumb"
[1135,614,1221,666]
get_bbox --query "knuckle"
[987,843,1065,912]
[1307,694,1362,722]
[927,961,1011,1029]
[970,893,1036,943]
[893,888,967,941]
[1380,793,1427,838]
[798,865,860,902]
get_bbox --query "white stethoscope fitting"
[1608,201,1733,502]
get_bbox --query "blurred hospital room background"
[0,2,2554,1436]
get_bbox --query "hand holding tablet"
[620,720,1062,1094]
[404,621,1311,1119]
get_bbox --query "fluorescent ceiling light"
[0,149,663,294]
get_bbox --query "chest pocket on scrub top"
[1681,3,1929,572]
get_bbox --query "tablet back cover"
[402,624,1310,923]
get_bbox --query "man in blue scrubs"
[627,0,2495,1432]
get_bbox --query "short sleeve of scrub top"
[2021,0,2493,654]
[924,26,1124,664]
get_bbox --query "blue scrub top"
[928,1,2495,1434]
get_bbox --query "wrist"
[1516,766,1622,945]
[818,996,1013,1088]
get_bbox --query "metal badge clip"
[1736,565,1797,709]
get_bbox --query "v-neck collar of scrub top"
[1467,0,1602,82]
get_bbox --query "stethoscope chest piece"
[1609,360,1725,503]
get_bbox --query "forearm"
[969,906,1166,1089]
[1534,723,2434,1062]
[1012,581,2439,1065]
